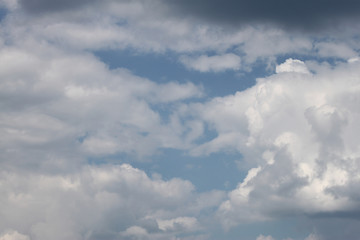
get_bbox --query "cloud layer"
[166,0,360,30]
[1,1,360,240]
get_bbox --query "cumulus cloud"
[0,231,30,240]
[0,41,206,170]
[180,53,241,72]
[178,59,360,229]
[0,164,223,240]
[275,58,310,74]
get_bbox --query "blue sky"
[1,1,360,240]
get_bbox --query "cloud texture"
[185,59,360,232]
[0,164,223,240]
[166,0,360,30]
[1,0,360,239]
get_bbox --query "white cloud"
[177,59,360,227]
[275,58,310,74]
[0,164,220,240]
[0,42,205,168]
[157,217,199,232]
[0,231,30,240]
[1,1,360,239]
[256,235,275,240]
[180,53,241,72]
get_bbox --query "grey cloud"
[165,0,360,30]
[19,0,98,13]
[310,210,360,219]
[300,217,360,240]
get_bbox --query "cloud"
[18,0,360,32]
[0,41,206,169]
[256,235,275,240]
[0,164,222,240]
[18,0,98,13]
[178,59,360,228]
[4,0,357,70]
[275,58,310,74]
[0,231,30,240]
[255,233,321,240]
[304,234,321,240]
[165,0,360,30]
[314,42,358,59]
[180,53,241,72]
[2,0,360,239]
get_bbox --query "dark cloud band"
[19,0,97,13]
[166,0,360,30]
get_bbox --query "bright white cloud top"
[1,0,360,240]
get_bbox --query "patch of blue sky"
[0,7,7,22]
[87,148,245,192]
[148,149,244,191]
[93,49,261,98]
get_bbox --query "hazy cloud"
[180,53,241,72]
[19,0,98,13]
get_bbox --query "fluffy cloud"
[0,40,206,171]
[0,231,30,240]
[275,58,309,74]
[2,0,360,239]
[178,59,360,228]
[0,164,223,240]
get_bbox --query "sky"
[0,0,360,240]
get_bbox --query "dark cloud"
[19,0,97,13]
[165,0,360,30]
[19,0,360,30]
